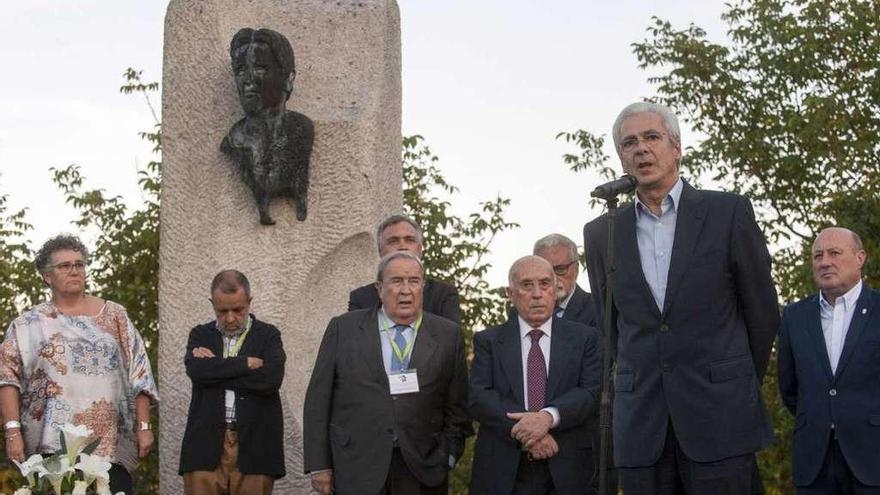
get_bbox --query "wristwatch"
[4,420,21,430]
[137,421,151,432]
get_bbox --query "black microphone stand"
[597,195,619,495]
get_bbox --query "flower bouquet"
[6,423,123,495]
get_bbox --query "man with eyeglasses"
[583,102,779,494]
[304,251,471,495]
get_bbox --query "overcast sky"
[0,1,730,289]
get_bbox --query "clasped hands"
[191,347,263,369]
[507,411,558,460]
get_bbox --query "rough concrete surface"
[159,1,400,492]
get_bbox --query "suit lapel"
[498,319,525,409]
[805,296,834,381]
[546,318,570,400]
[562,287,585,321]
[663,182,706,315]
[616,202,661,318]
[358,309,388,386]
[409,314,438,371]
[833,284,874,381]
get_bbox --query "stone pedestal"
[159,1,400,492]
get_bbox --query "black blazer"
[178,316,286,477]
[303,308,472,495]
[469,317,601,495]
[583,181,779,467]
[562,284,597,330]
[778,284,880,486]
[348,278,462,323]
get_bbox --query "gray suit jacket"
[303,308,472,495]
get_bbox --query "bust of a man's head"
[229,28,296,115]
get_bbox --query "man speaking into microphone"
[583,102,779,494]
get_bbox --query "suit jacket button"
[829,388,837,396]
[660,324,670,333]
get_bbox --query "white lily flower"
[73,453,112,484]
[59,423,94,457]
[13,454,47,485]
[40,455,73,495]
[71,480,89,495]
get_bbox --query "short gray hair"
[376,214,423,253]
[376,251,424,282]
[533,234,578,263]
[508,255,554,287]
[34,234,90,274]
[612,101,682,156]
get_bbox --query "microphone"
[590,175,638,199]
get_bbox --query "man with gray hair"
[348,214,462,323]
[470,255,600,494]
[533,234,597,329]
[305,251,471,495]
[533,233,608,493]
[584,101,779,493]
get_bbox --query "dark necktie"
[390,324,409,371]
[527,329,547,411]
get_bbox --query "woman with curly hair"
[0,234,158,494]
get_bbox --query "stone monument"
[159,1,401,493]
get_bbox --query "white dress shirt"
[819,280,863,374]
[517,316,560,427]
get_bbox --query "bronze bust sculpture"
[221,28,314,225]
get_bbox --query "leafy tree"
[0,68,162,493]
[401,135,518,493]
[0,191,43,330]
[0,191,43,494]
[558,1,879,493]
[402,135,517,345]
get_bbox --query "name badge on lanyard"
[388,369,420,395]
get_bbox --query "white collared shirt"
[819,280,863,374]
[517,316,560,427]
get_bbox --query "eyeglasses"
[620,131,667,153]
[51,261,88,274]
[552,260,578,275]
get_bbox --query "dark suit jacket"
[778,284,880,486]
[562,284,597,330]
[179,316,286,477]
[583,181,779,467]
[303,308,472,495]
[469,317,601,495]
[348,278,462,323]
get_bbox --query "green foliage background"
[559,0,879,493]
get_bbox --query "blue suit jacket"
[468,317,601,495]
[777,284,880,486]
[584,182,779,466]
